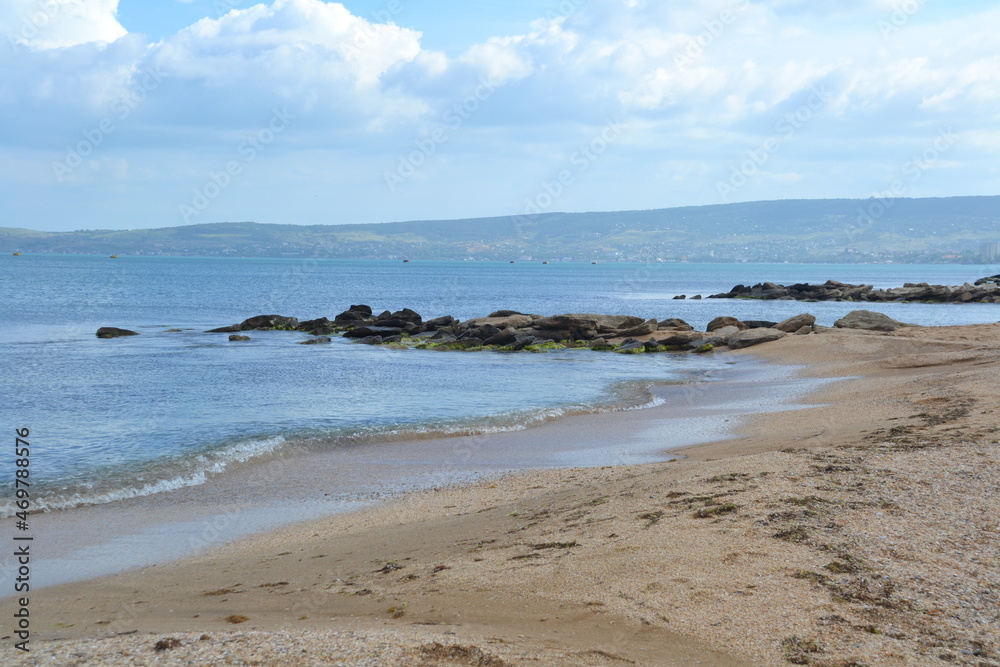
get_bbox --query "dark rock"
[657,332,703,347]
[533,314,645,335]
[774,313,816,333]
[228,334,251,341]
[658,318,693,331]
[974,274,1000,286]
[356,336,383,345]
[334,309,372,323]
[96,327,140,338]
[834,310,912,332]
[691,295,702,300]
[477,324,502,339]
[617,338,645,352]
[742,320,778,329]
[706,316,748,332]
[673,295,686,300]
[380,308,422,324]
[240,315,299,331]
[643,340,660,351]
[343,326,404,339]
[298,317,337,335]
[430,330,457,343]
[299,336,331,345]
[349,305,373,316]
[617,318,658,338]
[484,328,517,346]
[376,310,392,320]
[424,315,456,331]
[207,325,242,333]
[488,310,525,318]
[727,328,787,349]
[381,335,403,344]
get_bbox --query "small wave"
[0,435,288,518]
[2,378,683,517]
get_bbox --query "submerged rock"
[299,336,331,345]
[228,334,251,341]
[240,315,300,331]
[96,327,139,338]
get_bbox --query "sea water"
[2,255,998,517]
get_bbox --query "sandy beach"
[6,323,1000,665]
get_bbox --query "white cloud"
[1,0,126,50]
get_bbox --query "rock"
[706,316,748,332]
[727,328,787,349]
[298,317,336,335]
[533,314,645,336]
[617,338,644,352]
[657,332,703,347]
[356,336,383,345]
[462,314,535,330]
[691,295,702,300]
[240,315,299,331]
[643,340,661,351]
[207,325,242,333]
[742,320,777,329]
[834,310,912,332]
[424,315,456,331]
[488,310,525,318]
[300,337,331,345]
[483,328,517,346]
[477,324,502,339]
[430,330,458,343]
[658,318,693,331]
[379,308,422,324]
[349,305,373,316]
[381,335,403,344]
[343,326,404,339]
[974,274,1000,286]
[774,313,816,333]
[228,334,251,341]
[712,325,741,338]
[334,309,372,324]
[96,327,140,338]
[673,295,686,300]
[616,318,658,338]
[794,326,813,335]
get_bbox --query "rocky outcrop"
[343,326,404,339]
[240,315,300,330]
[710,280,1000,304]
[834,310,913,332]
[96,327,139,338]
[228,334,251,341]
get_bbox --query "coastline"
[17,355,819,590]
[7,323,1000,665]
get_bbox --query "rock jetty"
[708,279,1000,303]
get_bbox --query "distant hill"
[4,196,999,263]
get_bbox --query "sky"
[1,0,998,232]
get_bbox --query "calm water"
[2,255,998,515]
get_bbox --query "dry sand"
[6,324,1000,666]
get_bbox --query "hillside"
[3,196,999,262]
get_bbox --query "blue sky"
[1,0,998,232]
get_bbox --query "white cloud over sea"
[1,0,998,230]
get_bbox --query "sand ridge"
[5,324,1000,665]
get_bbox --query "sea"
[2,255,999,521]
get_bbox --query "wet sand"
[6,323,1000,665]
